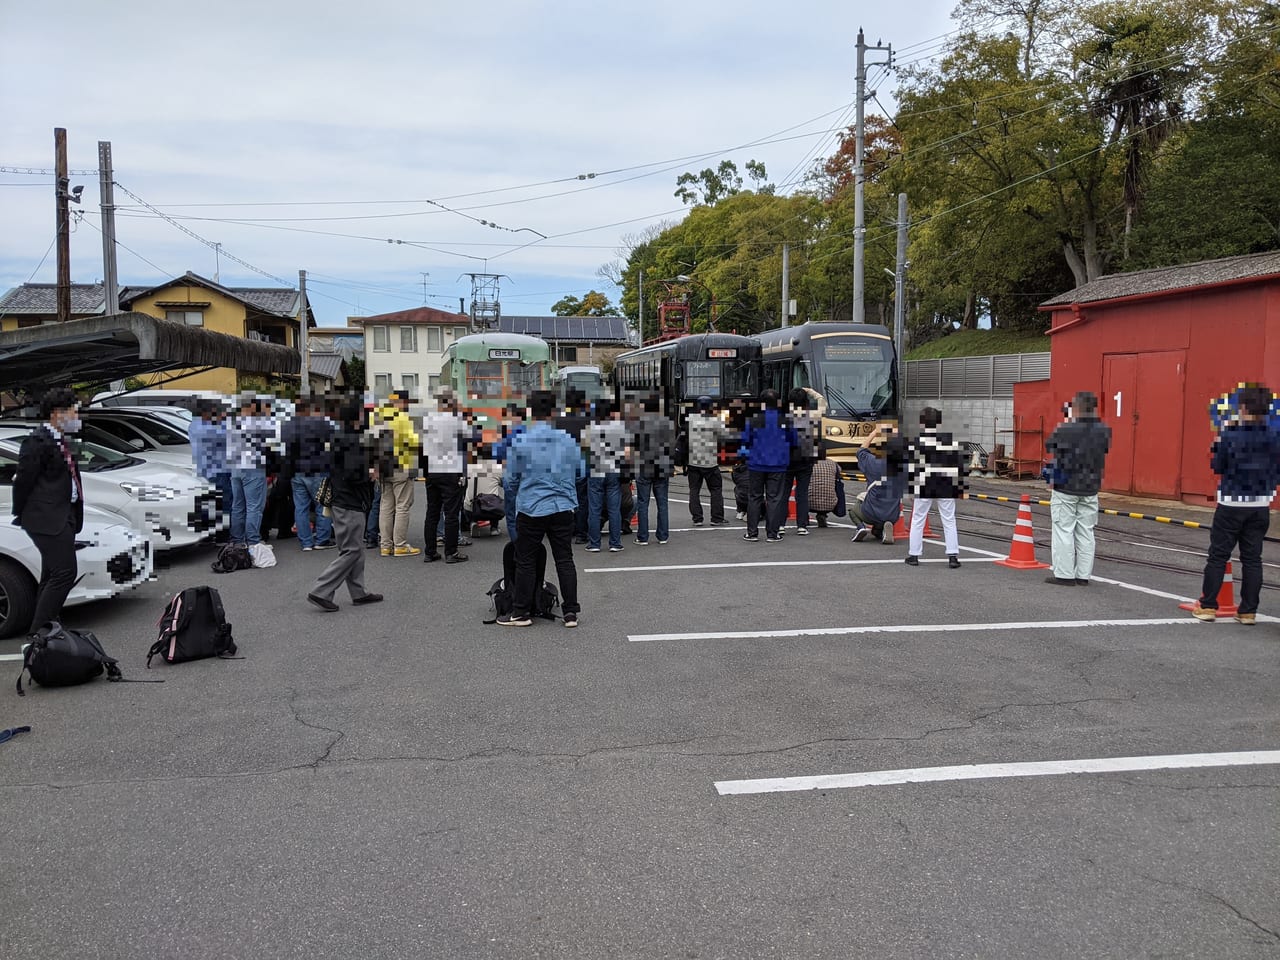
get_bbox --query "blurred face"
[50,404,80,432]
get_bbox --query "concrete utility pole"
[780,242,790,328]
[298,269,310,398]
[637,269,644,344]
[893,193,909,419]
[853,28,893,325]
[54,128,71,323]
[98,141,119,316]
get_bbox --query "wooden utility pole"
[55,127,71,322]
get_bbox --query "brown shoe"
[1190,604,1216,622]
[1233,612,1256,625]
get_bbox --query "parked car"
[0,417,196,475]
[90,389,222,411]
[0,505,153,639]
[79,409,196,469]
[0,429,221,552]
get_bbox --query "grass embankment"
[905,328,1050,360]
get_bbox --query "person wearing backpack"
[421,390,476,564]
[307,396,383,612]
[498,390,584,628]
[12,387,85,633]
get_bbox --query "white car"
[0,430,221,552]
[0,418,197,475]
[0,506,153,639]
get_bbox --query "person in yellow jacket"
[371,390,421,556]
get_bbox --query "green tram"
[438,332,556,441]
[752,322,898,470]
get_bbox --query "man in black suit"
[12,388,84,632]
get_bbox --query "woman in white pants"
[903,407,965,568]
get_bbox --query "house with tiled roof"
[0,271,313,394]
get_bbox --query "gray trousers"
[310,506,371,602]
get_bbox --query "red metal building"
[1022,250,1280,505]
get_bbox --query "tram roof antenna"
[459,272,510,332]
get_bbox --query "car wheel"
[0,558,37,640]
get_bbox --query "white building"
[353,306,471,399]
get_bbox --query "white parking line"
[714,749,1280,795]
[629,616,1197,643]
[0,653,24,662]
[587,557,1001,574]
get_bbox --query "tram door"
[1102,350,1185,498]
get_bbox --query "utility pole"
[637,269,644,344]
[98,141,119,316]
[780,242,790,328]
[893,193,909,419]
[853,28,893,324]
[420,271,430,304]
[54,128,71,323]
[213,243,221,283]
[298,269,310,398]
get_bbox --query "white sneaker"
[851,526,870,542]
[737,512,747,521]
[796,527,809,536]
[881,524,895,545]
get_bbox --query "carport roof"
[0,312,300,392]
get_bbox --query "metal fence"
[904,353,1050,398]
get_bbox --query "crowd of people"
[9,380,1277,639]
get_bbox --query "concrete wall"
[900,397,1011,451]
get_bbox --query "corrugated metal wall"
[904,353,1050,399]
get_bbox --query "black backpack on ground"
[17,622,122,696]
[484,540,560,623]
[211,543,253,574]
[147,586,239,667]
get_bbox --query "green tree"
[674,159,771,206]
[551,290,621,317]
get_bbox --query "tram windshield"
[682,359,757,399]
[813,338,895,419]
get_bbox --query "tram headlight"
[826,425,845,437]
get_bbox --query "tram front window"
[466,361,506,399]
[815,340,895,419]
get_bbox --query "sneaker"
[710,518,730,525]
[816,515,828,528]
[1044,576,1076,586]
[737,512,747,521]
[497,612,532,627]
[851,526,870,543]
[458,537,474,547]
[609,545,625,552]
[691,518,705,526]
[437,536,446,546]
[657,539,668,544]
[881,524,895,545]
[445,553,469,564]
[1075,579,1090,587]
[352,593,384,605]
[1234,612,1256,625]
[394,546,422,557]
[380,548,392,557]
[905,555,920,566]
[316,541,336,550]
[766,536,783,543]
[948,555,961,569]
[1190,605,1216,622]
[302,546,314,552]
[574,536,589,545]
[563,612,578,628]
[586,546,601,553]
[364,539,380,549]
[742,533,759,542]
[634,538,648,545]
[796,527,809,536]
[422,554,440,563]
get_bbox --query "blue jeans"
[230,468,267,546]
[635,476,669,542]
[504,479,519,541]
[365,483,381,541]
[587,474,622,549]
[291,474,333,548]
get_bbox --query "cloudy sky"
[1,0,958,327]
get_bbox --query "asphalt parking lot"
[2,476,1277,960]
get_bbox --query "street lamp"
[675,274,716,332]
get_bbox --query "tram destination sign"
[488,348,521,360]
[707,348,738,358]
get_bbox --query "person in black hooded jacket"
[307,395,382,612]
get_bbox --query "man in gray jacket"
[1043,391,1112,586]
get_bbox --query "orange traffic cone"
[1179,562,1239,616]
[995,494,1050,570]
[787,493,797,521]
[893,511,908,540]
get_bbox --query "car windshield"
[124,417,189,445]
